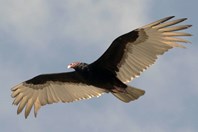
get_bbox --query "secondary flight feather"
[11,16,192,118]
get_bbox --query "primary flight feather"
[11,16,192,118]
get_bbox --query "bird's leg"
[112,86,127,93]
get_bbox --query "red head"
[67,62,81,69]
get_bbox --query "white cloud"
[0,0,49,49]
[60,0,150,41]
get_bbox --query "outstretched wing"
[90,16,192,83]
[11,72,107,118]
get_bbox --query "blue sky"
[0,0,197,132]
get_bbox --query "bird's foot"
[112,87,127,93]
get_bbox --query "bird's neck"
[74,63,92,81]
[75,63,89,72]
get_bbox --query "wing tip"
[187,25,192,28]
[11,83,23,91]
[167,16,175,19]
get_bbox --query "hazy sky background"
[0,0,197,132]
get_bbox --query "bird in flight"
[11,16,192,118]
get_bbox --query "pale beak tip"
[67,65,71,69]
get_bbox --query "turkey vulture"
[11,16,192,118]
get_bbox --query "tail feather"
[112,86,145,103]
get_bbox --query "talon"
[112,87,126,93]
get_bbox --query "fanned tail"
[112,85,145,103]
